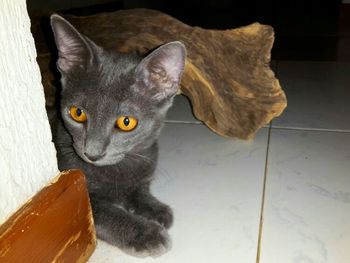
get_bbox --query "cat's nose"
[84,151,106,162]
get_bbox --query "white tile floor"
[89,61,350,263]
[272,61,350,131]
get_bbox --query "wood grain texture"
[0,170,96,263]
[32,8,287,139]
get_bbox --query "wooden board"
[0,170,96,263]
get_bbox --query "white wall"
[0,0,58,223]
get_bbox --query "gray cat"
[49,14,186,257]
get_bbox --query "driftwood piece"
[33,9,286,139]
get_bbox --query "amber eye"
[116,116,138,132]
[69,106,87,123]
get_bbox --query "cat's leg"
[90,195,171,257]
[126,184,173,229]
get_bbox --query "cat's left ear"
[50,14,100,74]
[135,41,186,101]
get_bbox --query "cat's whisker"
[128,153,170,178]
[128,152,155,164]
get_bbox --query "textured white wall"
[0,0,58,223]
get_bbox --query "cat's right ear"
[50,14,97,74]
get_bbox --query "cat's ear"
[135,41,186,101]
[50,14,98,74]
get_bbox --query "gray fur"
[50,14,186,257]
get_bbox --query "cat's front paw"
[135,203,173,229]
[125,220,171,257]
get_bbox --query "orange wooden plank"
[0,170,96,263]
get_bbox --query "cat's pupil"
[76,108,82,116]
[124,117,130,126]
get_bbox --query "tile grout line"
[165,120,271,129]
[271,125,350,134]
[165,120,202,125]
[165,121,350,134]
[256,123,272,263]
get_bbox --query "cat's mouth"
[82,152,125,166]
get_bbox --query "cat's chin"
[91,155,125,167]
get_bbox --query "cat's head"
[50,14,186,166]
